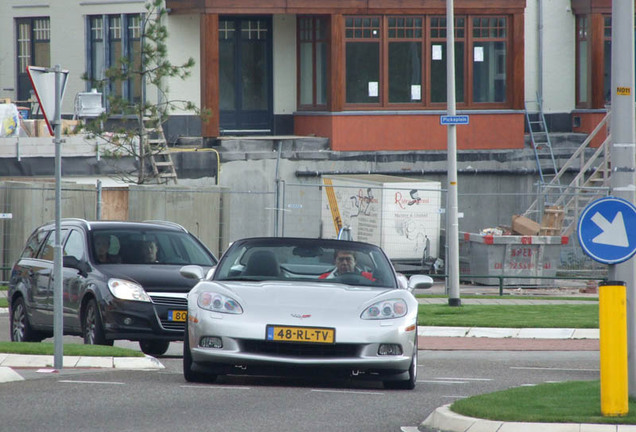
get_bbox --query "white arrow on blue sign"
[440,115,469,125]
[577,196,636,264]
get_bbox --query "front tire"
[139,340,170,356]
[183,321,217,383]
[384,335,418,390]
[11,297,45,342]
[83,298,113,346]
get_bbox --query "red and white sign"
[27,66,69,136]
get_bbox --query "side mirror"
[408,274,434,290]
[180,265,205,280]
[63,256,90,277]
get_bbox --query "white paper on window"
[368,82,379,97]
[432,45,443,61]
[474,46,484,62]
[411,85,421,101]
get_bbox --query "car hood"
[195,280,417,325]
[99,264,211,293]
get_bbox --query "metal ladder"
[143,120,178,184]
[525,94,559,197]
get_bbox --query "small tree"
[82,0,204,184]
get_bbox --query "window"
[472,17,507,103]
[336,14,510,109]
[388,17,423,104]
[576,16,590,106]
[20,229,49,259]
[63,230,85,261]
[16,17,50,102]
[298,16,328,108]
[87,14,143,106]
[429,16,465,103]
[219,19,236,111]
[345,17,381,104]
[603,16,611,103]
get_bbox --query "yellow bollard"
[599,281,628,416]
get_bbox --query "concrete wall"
[216,148,546,246]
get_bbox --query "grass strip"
[0,341,144,357]
[417,304,598,328]
[452,380,636,424]
[416,294,598,302]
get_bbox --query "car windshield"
[213,238,397,288]
[90,229,216,266]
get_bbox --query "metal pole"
[446,0,461,306]
[610,0,636,397]
[53,64,64,370]
[96,179,102,220]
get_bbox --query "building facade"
[0,0,621,151]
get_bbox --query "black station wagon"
[8,219,217,355]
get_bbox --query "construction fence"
[0,177,606,286]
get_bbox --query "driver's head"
[334,250,356,274]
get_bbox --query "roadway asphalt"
[1,284,612,431]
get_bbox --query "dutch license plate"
[168,310,187,322]
[266,325,335,344]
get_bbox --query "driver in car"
[319,249,375,281]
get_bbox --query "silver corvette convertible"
[180,237,433,389]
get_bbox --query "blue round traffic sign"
[577,196,636,264]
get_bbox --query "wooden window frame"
[297,15,330,110]
[340,14,512,110]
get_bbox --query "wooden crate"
[539,206,564,236]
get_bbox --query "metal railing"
[427,274,605,297]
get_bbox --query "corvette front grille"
[241,340,360,358]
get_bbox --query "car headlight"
[197,292,243,314]
[361,299,407,320]
[108,278,151,302]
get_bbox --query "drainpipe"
[538,0,544,106]
[274,139,282,236]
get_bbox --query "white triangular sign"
[27,66,69,136]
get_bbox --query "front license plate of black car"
[266,325,335,344]
[168,310,187,322]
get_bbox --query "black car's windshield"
[91,229,216,266]
[214,238,397,288]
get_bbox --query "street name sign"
[440,115,469,125]
[577,196,636,264]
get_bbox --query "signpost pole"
[446,0,460,306]
[53,65,63,370]
[610,0,636,397]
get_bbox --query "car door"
[38,229,69,328]
[15,228,51,327]
[62,228,88,332]
[26,230,55,327]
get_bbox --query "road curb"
[417,326,600,339]
[0,353,164,371]
[420,404,636,432]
